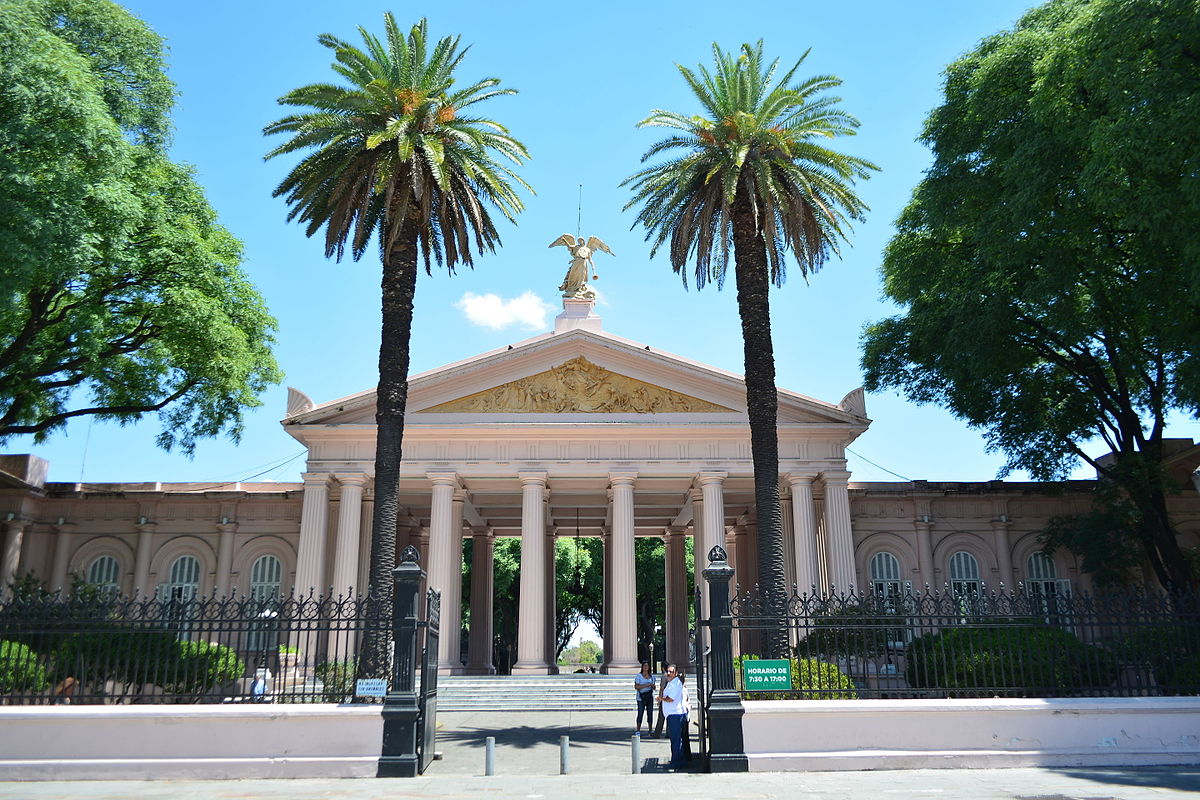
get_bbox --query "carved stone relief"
[421,356,733,413]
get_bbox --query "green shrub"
[0,640,49,693]
[1108,623,1200,675]
[906,625,1117,694]
[1164,652,1200,695]
[52,626,180,691]
[314,658,357,703]
[796,604,908,659]
[165,640,245,697]
[735,654,858,699]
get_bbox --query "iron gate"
[693,585,711,767]
[417,588,441,774]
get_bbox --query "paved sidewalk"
[1,709,1198,799]
[4,767,1198,799]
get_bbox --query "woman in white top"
[633,661,656,733]
[659,663,690,768]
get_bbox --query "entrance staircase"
[437,674,636,712]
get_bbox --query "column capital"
[696,470,728,487]
[608,470,638,487]
[470,525,494,538]
[426,470,461,488]
[784,471,817,487]
[301,472,331,488]
[517,470,548,487]
[334,472,369,488]
[820,469,852,485]
[664,525,688,537]
[216,522,238,534]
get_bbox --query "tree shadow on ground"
[1041,767,1200,794]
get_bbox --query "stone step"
[436,674,642,712]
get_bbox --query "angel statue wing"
[548,234,578,249]
[585,236,614,257]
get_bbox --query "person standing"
[634,661,656,734]
[659,663,690,769]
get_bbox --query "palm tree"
[624,42,876,657]
[265,15,529,674]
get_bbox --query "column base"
[437,664,466,676]
[601,659,641,675]
[464,664,497,675]
[511,663,553,675]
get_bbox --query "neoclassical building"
[2,294,1199,675]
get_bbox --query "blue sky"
[20,0,1199,485]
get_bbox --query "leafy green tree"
[0,0,280,451]
[265,15,529,673]
[860,0,1200,590]
[625,42,876,655]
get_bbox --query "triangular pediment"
[421,356,733,414]
[285,327,868,428]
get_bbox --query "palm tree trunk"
[731,187,788,659]
[361,214,421,678]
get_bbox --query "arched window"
[246,554,283,652]
[249,555,282,601]
[1026,551,1071,600]
[948,551,981,597]
[157,555,201,602]
[1027,551,1056,581]
[869,552,902,597]
[86,555,121,596]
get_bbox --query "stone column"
[49,524,73,593]
[786,473,819,594]
[513,471,550,674]
[356,492,374,592]
[699,472,728,558]
[690,487,705,613]
[780,495,796,589]
[214,520,238,597]
[331,474,366,595]
[821,470,855,591]
[696,472,726,613]
[606,471,639,673]
[915,516,935,589]
[427,472,465,674]
[663,526,689,669]
[0,521,27,600]
[992,517,1013,589]
[544,521,557,674]
[601,528,613,670]
[133,520,156,596]
[296,473,331,594]
[465,526,496,674]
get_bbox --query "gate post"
[378,545,425,777]
[703,545,748,772]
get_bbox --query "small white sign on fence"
[355,678,388,697]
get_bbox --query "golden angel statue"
[549,234,614,299]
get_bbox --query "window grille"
[249,555,282,601]
[870,551,902,597]
[86,555,121,596]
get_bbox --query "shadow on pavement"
[1045,767,1200,794]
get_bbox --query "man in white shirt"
[658,663,690,768]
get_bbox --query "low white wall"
[742,697,1200,772]
[0,704,383,780]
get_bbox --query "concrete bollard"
[485,736,495,776]
[631,733,641,774]
[560,734,570,775]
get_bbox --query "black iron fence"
[0,591,389,705]
[726,584,1200,699]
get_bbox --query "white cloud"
[455,291,554,331]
